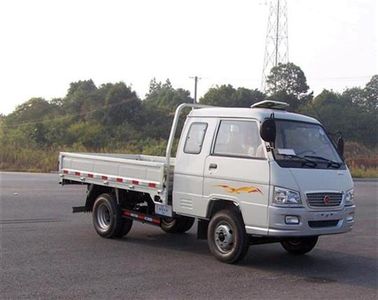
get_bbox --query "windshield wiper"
[279,154,317,168]
[304,155,342,168]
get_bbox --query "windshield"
[273,120,343,168]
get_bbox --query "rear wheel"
[92,193,133,238]
[207,209,249,264]
[280,236,318,255]
[160,216,195,233]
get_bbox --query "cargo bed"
[59,152,175,202]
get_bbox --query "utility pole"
[261,0,289,92]
[190,76,201,103]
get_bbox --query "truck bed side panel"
[59,152,174,200]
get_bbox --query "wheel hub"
[214,223,234,253]
[97,203,111,231]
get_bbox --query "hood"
[270,162,354,194]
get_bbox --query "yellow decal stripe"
[217,185,262,194]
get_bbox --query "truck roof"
[189,107,320,124]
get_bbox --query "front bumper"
[266,205,355,237]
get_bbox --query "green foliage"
[66,122,106,149]
[5,98,59,126]
[266,62,312,110]
[63,80,98,117]
[200,85,265,107]
[102,82,142,126]
[300,89,378,146]
[1,73,377,175]
[142,79,192,140]
[266,62,310,97]
[343,75,378,113]
[145,79,193,112]
[364,75,378,112]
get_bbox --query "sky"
[0,0,377,115]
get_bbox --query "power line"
[309,75,373,81]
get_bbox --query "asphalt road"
[1,172,377,299]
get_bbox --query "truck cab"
[171,101,355,261]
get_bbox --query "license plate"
[155,203,173,217]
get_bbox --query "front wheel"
[207,209,249,264]
[280,236,318,255]
[92,193,133,238]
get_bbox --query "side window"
[184,122,208,154]
[213,120,265,158]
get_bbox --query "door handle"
[209,163,218,169]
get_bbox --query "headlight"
[345,189,354,206]
[273,187,302,207]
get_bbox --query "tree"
[142,79,192,140]
[5,98,55,125]
[266,62,309,96]
[364,75,378,112]
[144,79,192,112]
[200,84,235,107]
[342,75,377,113]
[102,82,142,126]
[31,122,48,146]
[66,80,97,98]
[301,89,377,147]
[62,79,98,117]
[200,84,265,107]
[342,87,365,107]
[233,88,265,107]
[266,63,311,110]
[66,122,106,149]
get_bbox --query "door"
[203,119,270,232]
[173,118,216,216]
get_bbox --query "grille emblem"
[323,195,330,205]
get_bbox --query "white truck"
[59,101,355,263]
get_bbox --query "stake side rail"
[59,152,173,203]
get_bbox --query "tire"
[160,216,195,233]
[207,209,249,264]
[280,236,318,255]
[92,193,133,238]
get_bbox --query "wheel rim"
[214,222,234,253]
[96,203,111,231]
[287,239,302,246]
[162,217,174,224]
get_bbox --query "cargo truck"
[59,100,355,263]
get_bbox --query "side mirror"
[337,136,344,157]
[260,119,276,143]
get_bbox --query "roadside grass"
[0,146,57,173]
[345,142,378,179]
[349,167,378,178]
[0,140,169,173]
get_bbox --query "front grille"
[308,220,339,228]
[306,192,342,207]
